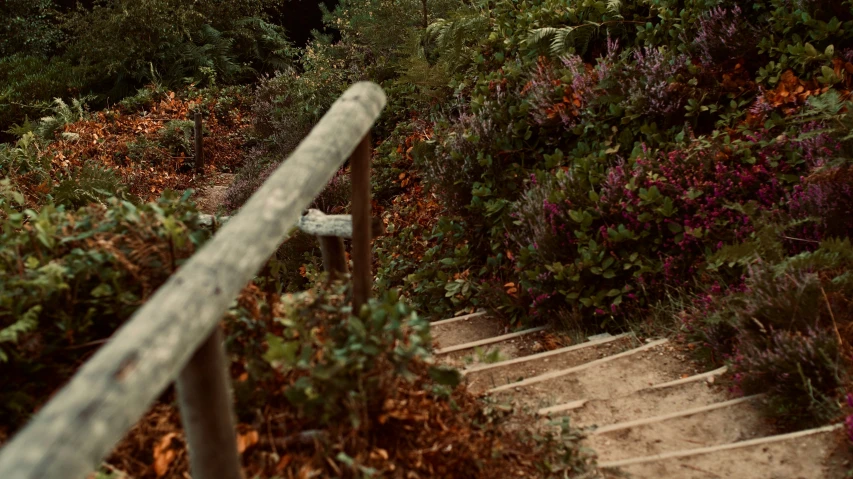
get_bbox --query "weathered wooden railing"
[0,82,387,479]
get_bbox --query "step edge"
[435,326,548,355]
[598,423,843,469]
[487,338,669,394]
[538,399,588,416]
[463,333,634,375]
[650,365,728,389]
[591,394,764,435]
[430,310,488,327]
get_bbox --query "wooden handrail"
[0,82,386,479]
[198,209,385,239]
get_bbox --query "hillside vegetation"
[2,0,853,476]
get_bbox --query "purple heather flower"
[626,47,690,116]
[692,5,757,66]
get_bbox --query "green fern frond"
[0,306,41,362]
[53,162,126,209]
[606,0,623,15]
[233,16,295,71]
[550,26,578,56]
[425,12,489,71]
[525,27,559,48]
[526,23,599,57]
[33,96,89,140]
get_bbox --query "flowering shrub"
[416,92,524,220]
[734,326,843,428]
[683,236,853,428]
[522,55,598,128]
[623,47,693,119]
[691,5,759,66]
[512,134,801,321]
[788,165,853,245]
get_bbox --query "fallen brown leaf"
[152,432,179,477]
[236,429,259,454]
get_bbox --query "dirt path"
[432,313,850,478]
[191,173,235,215]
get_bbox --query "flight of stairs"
[432,311,849,478]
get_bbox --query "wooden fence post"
[176,328,243,479]
[319,235,348,281]
[194,110,204,173]
[351,133,372,313]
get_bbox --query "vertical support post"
[319,235,348,282]
[194,110,204,174]
[350,133,372,313]
[176,328,243,479]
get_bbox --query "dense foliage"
[0,0,293,135]
[0,192,212,428]
[240,0,853,429]
[4,0,853,470]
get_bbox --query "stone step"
[489,339,686,412]
[542,367,729,428]
[600,424,846,479]
[589,395,769,463]
[463,333,635,394]
[429,311,502,349]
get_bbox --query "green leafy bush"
[0,0,64,57]
[158,120,198,157]
[0,54,82,134]
[0,133,52,201]
[59,0,294,102]
[125,136,170,167]
[250,69,342,156]
[226,281,589,477]
[52,162,130,209]
[33,97,90,141]
[0,192,211,428]
[118,86,168,113]
[263,282,455,426]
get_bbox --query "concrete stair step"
[589,395,769,463]
[463,333,635,394]
[430,311,502,349]
[600,424,846,479]
[437,327,550,370]
[542,367,729,428]
[489,339,686,412]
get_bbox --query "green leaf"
[264,335,300,367]
[589,190,600,202]
[568,210,584,223]
[428,365,461,387]
[90,283,114,297]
